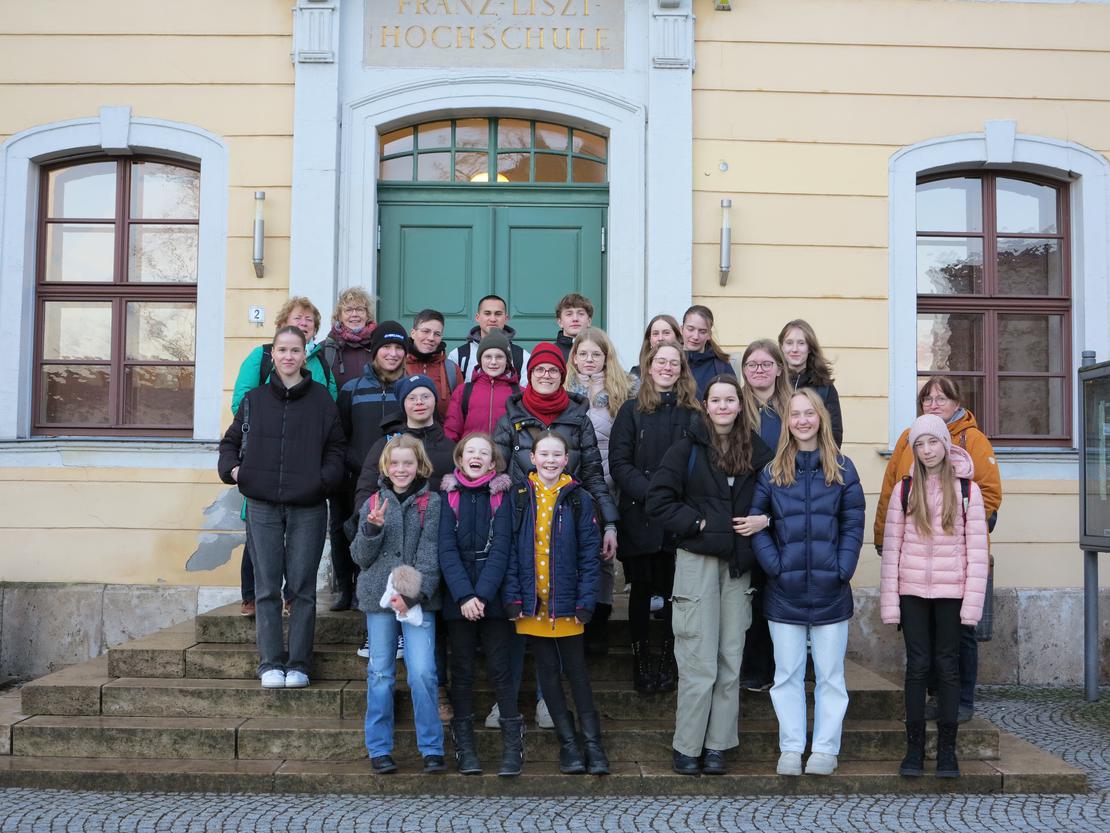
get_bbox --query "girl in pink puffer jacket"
[880,414,989,781]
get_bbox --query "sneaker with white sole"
[534,698,554,729]
[260,669,286,689]
[284,670,309,688]
[357,638,369,658]
[485,703,501,729]
[396,634,404,660]
[804,752,837,775]
[649,595,664,613]
[776,751,802,776]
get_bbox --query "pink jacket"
[443,369,520,442]
[879,445,990,626]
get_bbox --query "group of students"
[216,290,999,782]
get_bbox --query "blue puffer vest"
[750,450,866,625]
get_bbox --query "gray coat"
[351,483,442,613]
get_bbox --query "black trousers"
[626,551,675,645]
[900,595,962,723]
[327,488,358,592]
[530,634,596,719]
[446,618,520,720]
[740,569,774,685]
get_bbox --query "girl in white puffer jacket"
[880,414,989,780]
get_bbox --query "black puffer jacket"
[353,415,455,513]
[645,420,773,577]
[218,370,346,506]
[609,394,700,558]
[493,392,619,525]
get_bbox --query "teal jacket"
[231,342,337,415]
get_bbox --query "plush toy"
[379,564,424,625]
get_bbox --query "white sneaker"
[485,702,501,729]
[396,634,404,660]
[649,595,665,612]
[260,669,286,689]
[284,670,310,688]
[535,698,554,729]
[805,752,838,775]
[357,638,369,658]
[776,751,802,776]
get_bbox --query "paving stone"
[19,655,108,716]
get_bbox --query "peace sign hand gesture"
[367,497,388,528]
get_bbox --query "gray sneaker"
[485,702,500,729]
[534,698,554,729]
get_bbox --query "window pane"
[571,159,606,184]
[128,224,198,283]
[917,312,983,372]
[534,153,568,183]
[416,121,451,150]
[455,118,488,149]
[123,366,195,426]
[918,374,982,422]
[916,237,984,294]
[916,177,982,233]
[129,162,199,220]
[40,365,111,424]
[415,153,452,182]
[379,156,413,181]
[126,302,196,361]
[497,152,530,183]
[42,301,112,360]
[43,223,115,282]
[46,162,116,219]
[380,128,413,156]
[535,123,568,152]
[454,151,490,183]
[572,130,606,159]
[997,178,1058,234]
[998,314,1064,373]
[497,119,531,149]
[996,238,1063,296]
[998,377,1066,436]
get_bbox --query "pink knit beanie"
[908,414,951,453]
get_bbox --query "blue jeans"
[365,611,443,758]
[244,499,327,675]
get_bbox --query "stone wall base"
[2,581,1108,684]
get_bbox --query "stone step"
[20,655,109,717]
[12,715,242,760]
[0,734,1086,795]
[107,622,196,679]
[195,603,666,645]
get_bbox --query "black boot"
[498,715,525,777]
[632,641,657,695]
[449,717,482,775]
[936,721,961,778]
[578,710,610,775]
[329,583,352,612]
[551,711,586,774]
[585,603,612,656]
[656,639,678,693]
[899,720,926,777]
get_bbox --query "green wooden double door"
[377,186,607,347]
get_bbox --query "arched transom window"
[379,117,607,184]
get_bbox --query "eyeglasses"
[652,358,681,368]
[922,396,950,406]
[744,361,777,371]
[533,367,562,378]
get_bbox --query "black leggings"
[530,634,596,718]
[628,582,673,644]
[901,595,962,723]
[446,618,520,720]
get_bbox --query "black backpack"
[511,484,584,536]
[457,341,526,379]
[258,342,332,388]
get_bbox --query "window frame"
[916,170,1072,446]
[31,155,200,437]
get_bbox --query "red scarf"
[522,384,569,426]
[329,322,375,347]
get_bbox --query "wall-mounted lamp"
[252,191,266,279]
[719,198,732,286]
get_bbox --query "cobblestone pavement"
[0,686,1107,833]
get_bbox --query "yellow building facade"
[0,0,1107,680]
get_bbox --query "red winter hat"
[527,342,567,383]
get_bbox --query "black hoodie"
[353,413,455,512]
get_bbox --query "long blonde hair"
[769,390,844,487]
[906,444,960,538]
[565,327,634,418]
[636,343,701,414]
[740,339,792,435]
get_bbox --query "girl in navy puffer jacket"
[751,389,866,778]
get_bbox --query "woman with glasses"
[874,376,1002,723]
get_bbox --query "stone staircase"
[0,603,1085,795]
